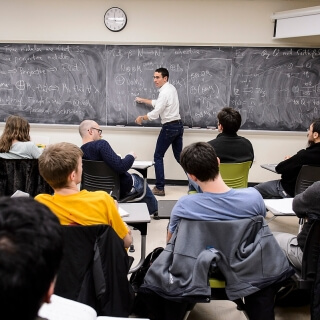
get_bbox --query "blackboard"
[1,44,320,131]
[0,44,106,125]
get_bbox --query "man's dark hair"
[312,119,320,134]
[155,67,169,80]
[0,197,63,320]
[180,142,219,182]
[217,107,242,134]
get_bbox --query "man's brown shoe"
[152,187,165,196]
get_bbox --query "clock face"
[104,7,127,32]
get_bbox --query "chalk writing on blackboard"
[1,44,320,131]
[0,44,105,124]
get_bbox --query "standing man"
[135,67,183,196]
[255,119,320,199]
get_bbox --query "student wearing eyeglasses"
[79,120,158,217]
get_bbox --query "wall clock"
[104,7,127,32]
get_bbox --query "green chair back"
[219,161,252,189]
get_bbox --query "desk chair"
[294,219,320,290]
[267,165,320,230]
[0,158,53,197]
[295,165,320,229]
[219,161,252,189]
[139,217,292,320]
[54,224,134,317]
[295,165,320,196]
[81,159,145,202]
[276,219,320,314]
[273,166,320,224]
[81,159,146,253]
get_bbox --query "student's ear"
[188,173,197,182]
[70,170,76,181]
[217,157,221,165]
[313,131,319,140]
[43,281,55,304]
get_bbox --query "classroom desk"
[130,161,154,201]
[260,163,278,173]
[120,202,151,273]
[158,199,177,219]
[264,198,294,215]
[264,198,303,232]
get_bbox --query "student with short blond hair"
[35,142,132,248]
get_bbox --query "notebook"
[118,206,130,217]
[39,294,148,320]
[264,198,294,215]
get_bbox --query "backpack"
[130,247,164,293]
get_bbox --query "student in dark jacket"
[208,107,254,164]
[79,120,158,216]
[189,107,254,193]
[255,119,320,198]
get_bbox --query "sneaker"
[152,187,165,196]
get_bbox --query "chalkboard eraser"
[183,126,190,129]
[191,127,201,129]
[207,126,216,130]
[116,125,125,127]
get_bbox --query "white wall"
[0,0,318,183]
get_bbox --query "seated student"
[208,107,254,163]
[0,115,41,159]
[35,142,132,248]
[189,107,254,193]
[168,142,263,242]
[79,120,158,217]
[0,197,63,320]
[274,181,320,270]
[138,143,292,320]
[255,119,320,199]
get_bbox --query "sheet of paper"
[38,295,97,320]
[118,206,130,217]
[11,190,30,198]
[264,198,294,215]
